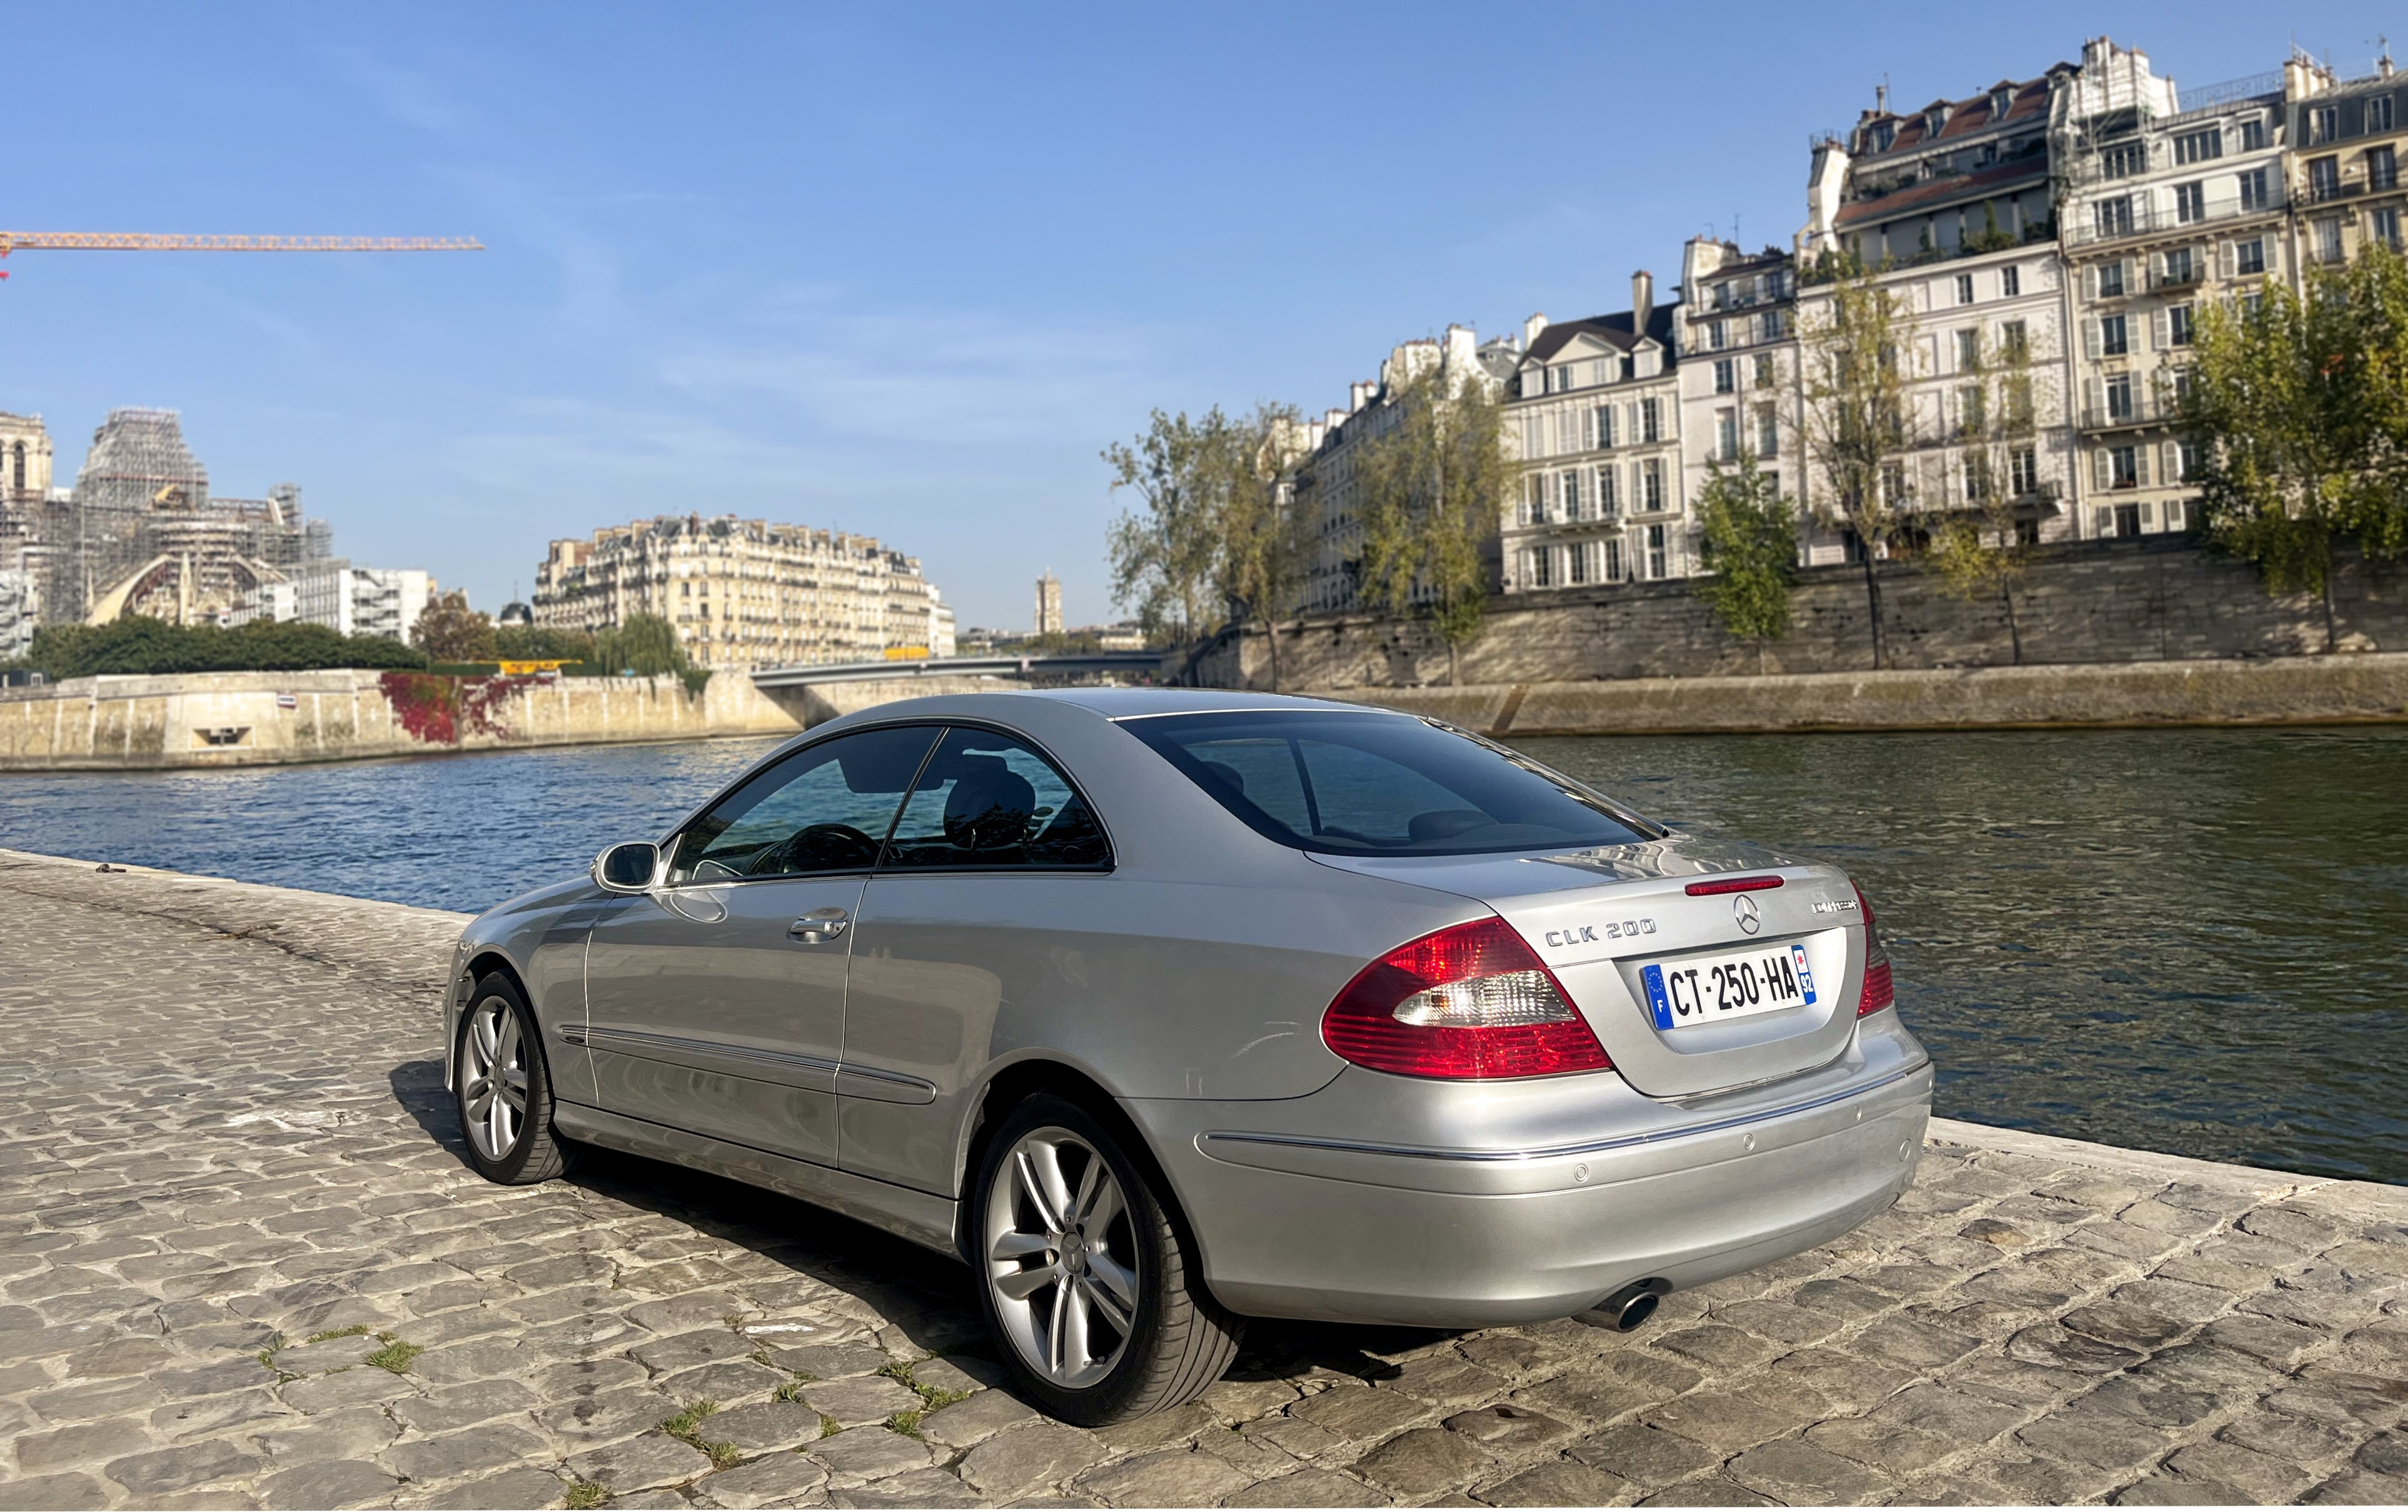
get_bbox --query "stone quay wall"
[0,670,804,772]
[1,845,2405,1508]
[1193,538,2408,693]
[1315,655,2408,737]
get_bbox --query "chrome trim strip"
[560,1024,590,1046]
[583,1025,839,1076]
[1200,1060,1929,1166]
[832,1062,936,1091]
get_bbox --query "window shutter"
[2135,448,2150,487]
[1582,406,1594,451]
[2150,308,2169,349]
[2093,449,2110,490]
[2163,440,2182,481]
[2082,265,2097,300]
[2219,240,2234,278]
[2265,239,2281,274]
[2083,319,2102,360]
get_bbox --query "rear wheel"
[455,973,576,1185]
[973,1094,1242,1423]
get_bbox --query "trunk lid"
[1309,836,1866,1098]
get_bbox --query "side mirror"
[593,841,662,894]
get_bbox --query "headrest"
[944,765,1037,850]
[1197,760,1247,797]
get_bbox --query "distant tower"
[1035,570,1063,636]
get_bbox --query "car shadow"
[387,1056,1473,1381]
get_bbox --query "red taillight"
[1322,917,1612,1080]
[1853,881,1895,1017]
[1684,874,1785,896]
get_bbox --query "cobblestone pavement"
[2,848,2405,1509]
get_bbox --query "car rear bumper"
[1124,1016,1932,1328]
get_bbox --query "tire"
[971,1093,1243,1424]
[454,972,577,1185]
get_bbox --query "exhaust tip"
[1579,1278,1671,1333]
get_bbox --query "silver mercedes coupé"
[444,689,1932,1423]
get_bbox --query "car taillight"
[1322,917,1612,1080]
[1853,880,1894,1017]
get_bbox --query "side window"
[668,725,942,884]
[880,727,1111,870]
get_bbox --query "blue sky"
[3,3,2391,631]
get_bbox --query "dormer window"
[1991,89,2012,120]
[1927,108,1947,138]
[1873,121,1896,152]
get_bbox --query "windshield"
[1122,710,1659,855]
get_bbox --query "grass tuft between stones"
[772,1374,813,1403]
[305,1324,371,1344]
[887,1409,924,1439]
[363,1338,423,1374]
[660,1400,740,1467]
[819,1413,843,1439]
[881,1359,974,1414]
[563,1478,608,1509]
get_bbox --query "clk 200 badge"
[1543,919,1655,948]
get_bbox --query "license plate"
[1641,944,1818,1029]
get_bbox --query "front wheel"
[455,973,577,1185]
[972,1094,1242,1424]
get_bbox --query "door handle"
[788,908,850,944]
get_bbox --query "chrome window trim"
[1198,1060,1927,1165]
[655,717,1117,885]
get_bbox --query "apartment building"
[2288,54,2408,271]
[290,561,436,643]
[533,513,954,671]
[1291,325,1517,613]
[2053,40,2290,540]
[1676,239,1799,547]
[1797,66,2083,558]
[1501,275,1687,592]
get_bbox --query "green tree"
[593,612,695,678]
[1104,410,1229,643]
[493,623,597,664]
[18,616,428,679]
[1212,403,1314,692]
[2183,244,2408,651]
[410,590,497,663]
[1930,325,2040,663]
[1798,258,1919,668]
[1354,358,1511,686]
[1691,453,1798,657]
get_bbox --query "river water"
[3,727,2402,1183]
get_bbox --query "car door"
[841,725,1114,1196]
[583,723,944,1166]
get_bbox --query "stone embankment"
[2,847,2404,1508]
[1318,653,2408,737]
[0,670,1045,772]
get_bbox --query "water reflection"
[1520,728,2408,1184]
[1,725,2400,1182]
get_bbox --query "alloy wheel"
[460,995,530,1161]
[983,1126,1141,1389]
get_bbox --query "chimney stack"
[1523,312,1549,348]
[1631,271,1654,331]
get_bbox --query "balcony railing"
[2065,189,2285,247]
[2080,391,2179,430]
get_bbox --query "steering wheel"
[748,822,879,875]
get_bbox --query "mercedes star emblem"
[1733,894,1762,934]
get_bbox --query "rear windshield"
[1122,710,1659,855]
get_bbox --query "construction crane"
[0,231,481,278]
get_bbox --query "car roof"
[1025,687,1408,720]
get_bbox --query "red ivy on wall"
[378,673,538,745]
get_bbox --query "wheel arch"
[452,950,538,1091]
[955,1056,1204,1278]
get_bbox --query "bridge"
[749,650,1166,689]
